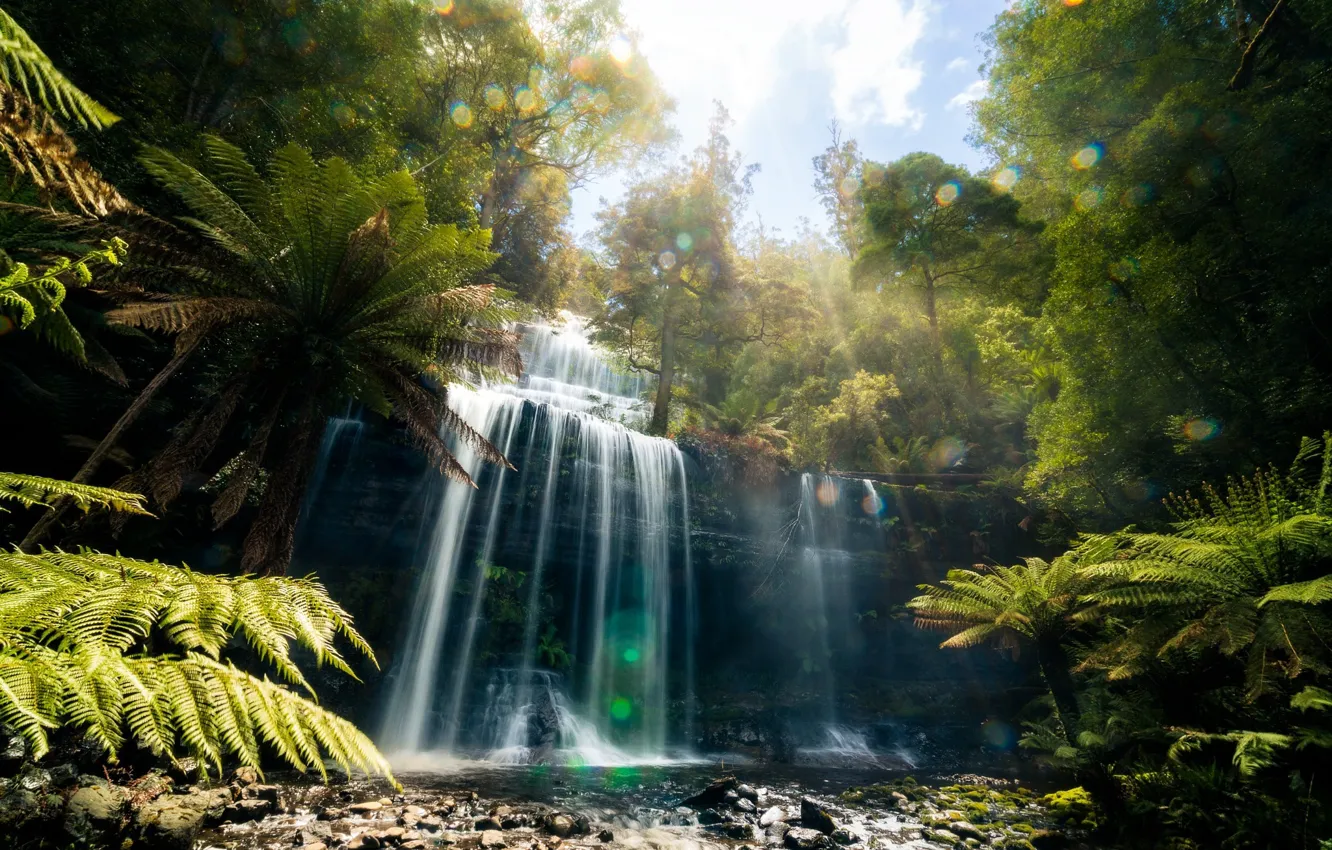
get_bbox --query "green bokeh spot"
[622,647,640,663]
[610,696,633,720]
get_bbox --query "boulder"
[481,829,507,848]
[303,844,328,850]
[764,822,791,847]
[230,766,260,786]
[784,827,832,850]
[831,828,855,845]
[296,822,335,845]
[724,822,754,839]
[760,806,785,827]
[736,784,759,802]
[598,828,614,842]
[800,798,837,835]
[0,788,41,830]
[681,776,739,810]
[1029,830,1069,850]
[475,816,504,830]
[735,797,757,814]
[136,795,211,850]
[248,783,281,804]
[64,783,127,844]
[697,808,727,825]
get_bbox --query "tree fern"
[33,136,522,574]
[0,7,117,128]
[1078,433,1332,697]
[0,545,394,783]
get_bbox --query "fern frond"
[0,471,149,514]
[0,9,117,128]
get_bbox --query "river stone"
[476,816,503,830]
[598,828,615,842]
[725,822,754,839]
[248,783,280,804]
[945,822,983,841]
[303,844,328,850]
[481,828,507,848]
[224,797,274,822]
[682,776,738,810]
[296,823,335,844]
[697,808,726,825]
[760,806,785,827]
[736,784,759,802]
[545,813,576,837]
[352,801,386,814]
[784,826,833,850]
[735,797,757,814]
[764,821,791,846]
[381,826,407,840]
[800,798,837,835]
[831,827,855,845]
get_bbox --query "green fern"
[0,237,127,359]
[0,470,148,514]
[0,545,394,784]
[1078,433,1332,697]
[0,7,117,128]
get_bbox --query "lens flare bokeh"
[675,232,693,253]
[450,101,473,128]
[935,180,962,206]
[1183,417,1221,442]
[929,437,966,471]
[816,480,839,506]
[657,250,676,270]
[1075,187,1103,210]
[991,166,1020,192]
[1071,143,1104,170]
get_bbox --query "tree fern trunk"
[1036,635,1081,748]
[21,344,197,551]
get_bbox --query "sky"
[569,0,1011,242]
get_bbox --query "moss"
[1040,787,1095,825]
[961,802,989,822]
[962,790,988,802]
[998,840,1036,850]
[840,789,865,803]
[1009,822,1035,834]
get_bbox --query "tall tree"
[853,152,1037,346]
[811,121,864,257]
[594,104,764,433]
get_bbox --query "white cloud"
[946,79,988,111]
[946,56,970,72]
[828,0,930,128]
[617,0,932,141]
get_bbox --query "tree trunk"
[923,268,943,368]
[651,310,676,435]
[21,345,197,550]
[1035,635,1081,748]
[241,411,326,576]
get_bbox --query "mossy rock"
[1008,822,1035,834]
[1039,788,1094,825]
[961,802,989,822]
[998,839,1036,850]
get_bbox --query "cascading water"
[379,314,695,766]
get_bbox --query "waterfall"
[379,314,695,765]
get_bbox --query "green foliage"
[0,545,392,783]
[0,6,116,128]
[0,470,147,515]
[0,237,126,361]
[1079,433,1332,695]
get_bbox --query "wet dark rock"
[598,828,615,842]
[725,821,754,839]
[0,787,40,830]
[764,821,791,846]
[248,783,281,804]
[697,808,726,825]
[736,784,759,802]
[476,815,503,830]
[831,828,855,845]
[735,797,757,814]
[226,797,275,822]
[49,763,79,787]
[784,826,833,850]
[799,798,837,835]
[1029,830,1069,850]
[348,834,381,849]
[682,776,738,810]
[16,766,51,791]
[0,730,28,772]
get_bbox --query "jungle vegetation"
[0,0,1329,846]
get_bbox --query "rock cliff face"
[291,415,1040,762]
